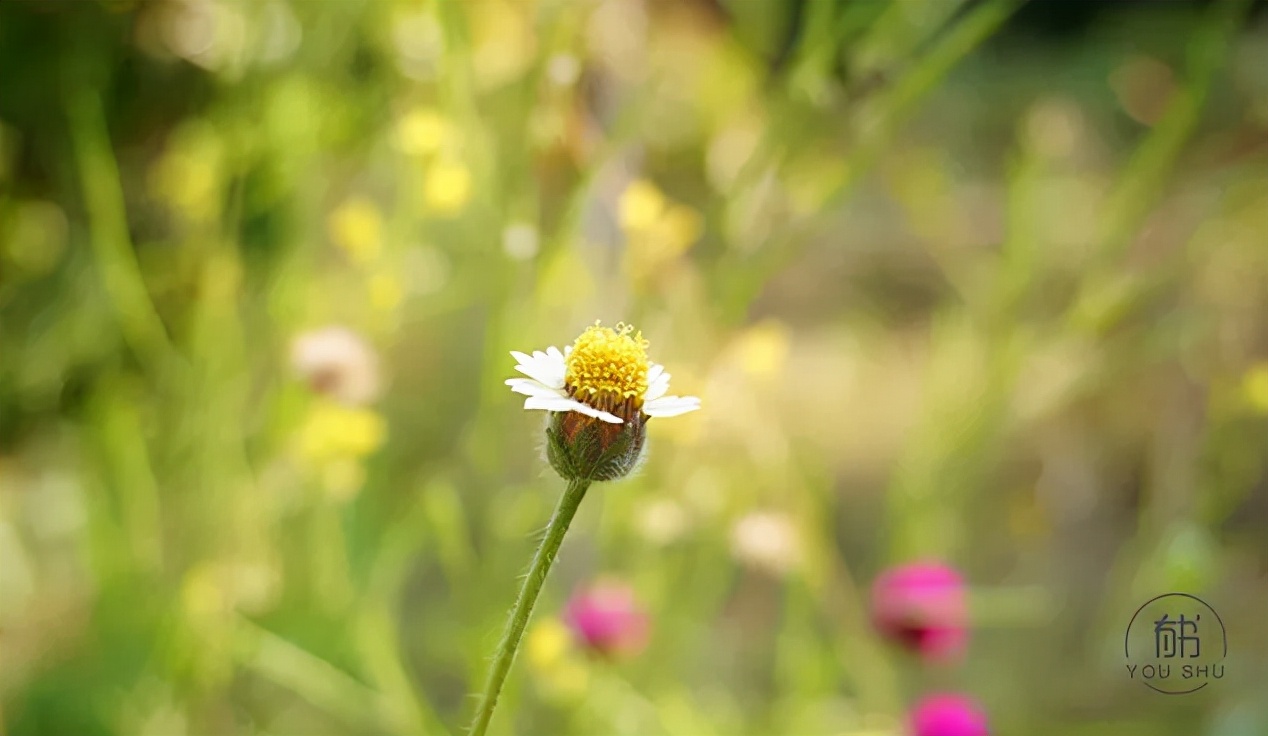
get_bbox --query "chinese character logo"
[1126,594,1226,694]
[1154,613,1201,659]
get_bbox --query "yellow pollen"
[564,322,650,414]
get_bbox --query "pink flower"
[870,561,968,662]
[562,580,649,657]
[909,693,990,736]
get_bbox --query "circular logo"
[1125,593,1226,694]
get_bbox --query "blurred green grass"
[3,0,1268,734]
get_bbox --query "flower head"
[617,180,702,286]
[508,321,699,424]
[730,511,801,576]
[291,326,381,406]
[328,197,383,265]
[506,321,700,480]
[424,160,472,214]
[297,403,387,463]
[295,401,386,502]
[525,617,573,672]
[524,617,590,700]
[1243,362,1268,414]
[618,180,667,232]
[908,693,990,736]
[870,561,968,663]
[563,580,649,657]
[395,107,448,156]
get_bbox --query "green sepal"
[545,412,646,482]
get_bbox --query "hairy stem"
[469,478,592,736]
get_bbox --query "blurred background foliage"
[3,0,1268,734]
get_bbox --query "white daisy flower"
[505,321,700,424]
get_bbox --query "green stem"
[469,478,592,736]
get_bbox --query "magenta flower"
[870,561,968,662]
[909,693,990,736]
[562,580,649,657]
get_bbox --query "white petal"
[645,379,669,402]
[537,348,567,385]
[644,395,701,418]
[644,364,670,402]
[654,395,701,409]
[523,395,623,424]
[563,401,624,424]
[645,369,671,402]
[512,362,559,388]
[510,353,541,374]
[523,395,579,412]
[505,378,567,399]
[510,348,565,388]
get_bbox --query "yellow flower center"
[564,322,650,417]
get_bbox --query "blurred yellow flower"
[298,402,387,463]
[469,0,536,89]
[525,618,590,701]
[734,320,791,379]
[628,207,702,276]
[525,618,571,672]
[328,197,383,265]
[424,161,473,214]
[618,179,666,232]
[1243,363,1268,414]
[395,108,448,156]
[181,564,231,619]
[619,180,702,284]
[147,120,224,223]
[369,272,405,314]
[149,150,220,223]
[657,204,704,248]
